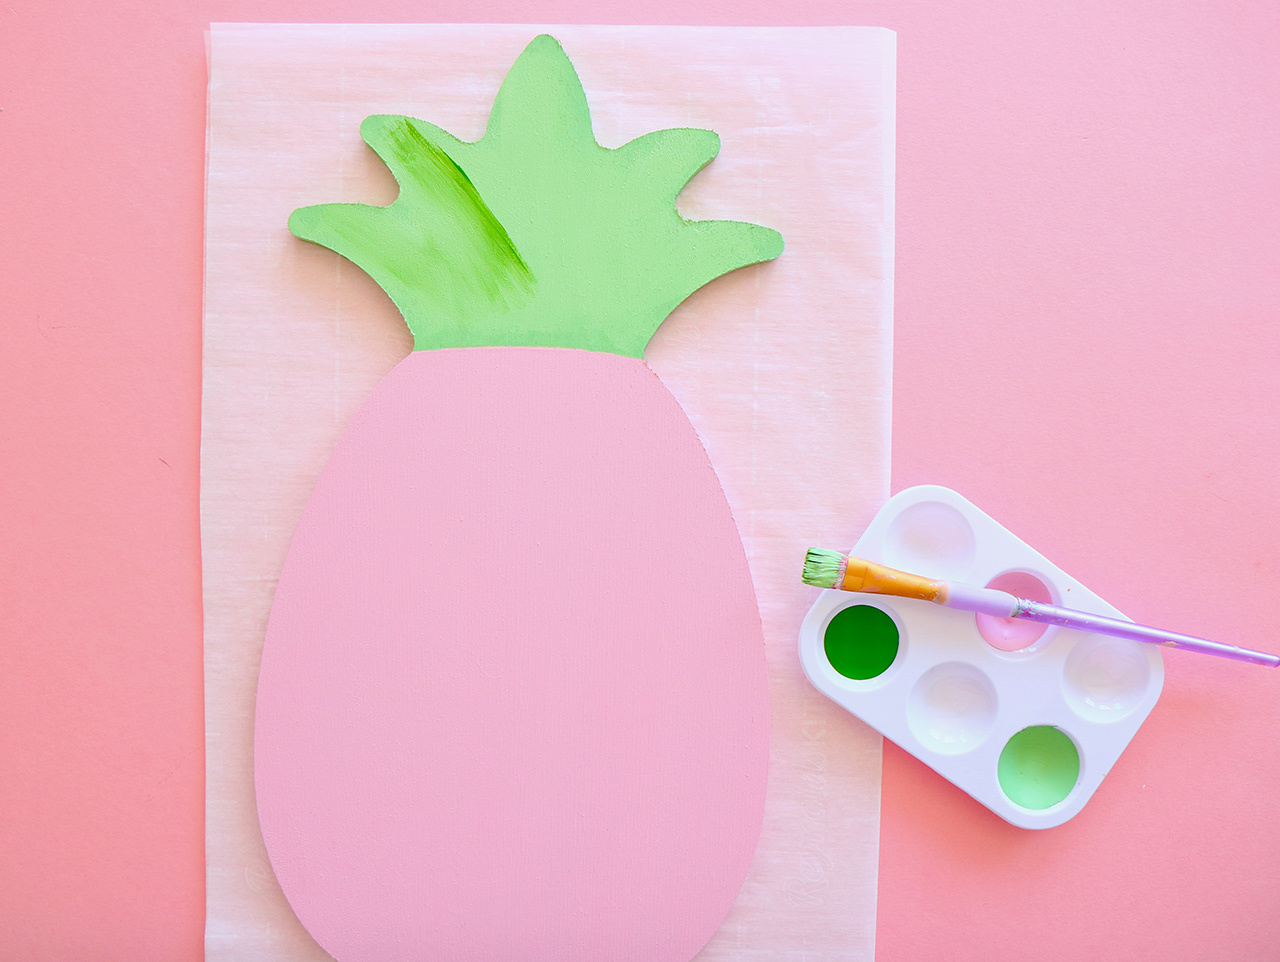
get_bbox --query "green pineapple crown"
[289,34,784,358]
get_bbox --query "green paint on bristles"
[802,548,846,589]
[289,34,784,357]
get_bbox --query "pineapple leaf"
[614,127,722,205]
[291,34,783,357]
[289,121,535,329]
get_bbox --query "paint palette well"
[799,486,1164,829]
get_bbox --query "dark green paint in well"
[824,605,900,681]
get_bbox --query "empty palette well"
[906,662,998,754]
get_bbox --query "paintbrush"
[801,548,1280,667]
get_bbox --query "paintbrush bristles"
[802,548,848,589]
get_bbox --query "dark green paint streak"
[289,116,535,340]
[379,118,533,301]
[824,605,900,681]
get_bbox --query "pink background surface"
[3,2,1279,960]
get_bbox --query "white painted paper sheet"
[203,23,894,960]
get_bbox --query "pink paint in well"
[975,571,1053,651]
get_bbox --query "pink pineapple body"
[256,347,767,961]
[254,36,783,961]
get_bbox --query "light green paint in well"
[998,726,1080,811]
[289,34,784,356]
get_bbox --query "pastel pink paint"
[254,347,769,962]
[975,570,1053,651]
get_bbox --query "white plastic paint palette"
[799,486,1164,828]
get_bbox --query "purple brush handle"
[1014,599,1280,668]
